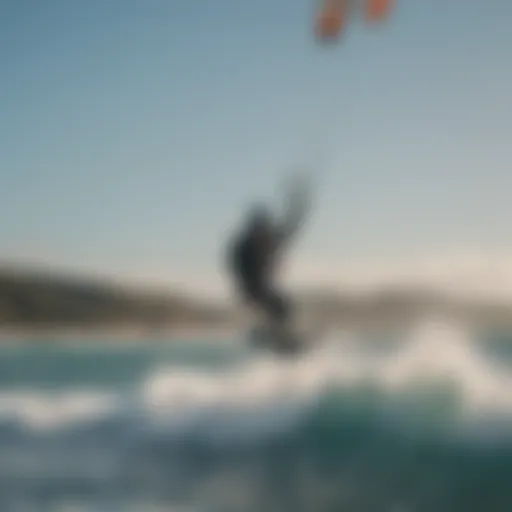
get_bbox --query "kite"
[315,0,394,41]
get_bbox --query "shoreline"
[1,313,511,344]
[0,325,238,343]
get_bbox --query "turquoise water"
[0,319,511,511]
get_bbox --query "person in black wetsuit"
[226,174,311,347]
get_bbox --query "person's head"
[246,204,273,238]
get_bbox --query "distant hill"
[296,287,512,330]
[0,267,231,330]
[0,266,511,334]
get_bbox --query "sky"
[1,0,512,296]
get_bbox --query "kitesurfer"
[226,174,311,349]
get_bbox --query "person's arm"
[277,172,312,247]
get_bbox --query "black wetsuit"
[229,226,291,325]
[227,175,310,341]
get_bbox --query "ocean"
[0,318,511,512]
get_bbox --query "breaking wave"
[0,318,511,511]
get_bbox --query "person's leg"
[256,286,293,331]
[266,288,291,323]
[239,281,274,346]
[241,280,295,347]
[259,287,303,354]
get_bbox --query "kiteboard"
[246,317,325,356]
[247,325,302,355]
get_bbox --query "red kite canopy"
[315,0,394,41]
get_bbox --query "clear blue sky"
[1,0,511,289]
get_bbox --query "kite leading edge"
[315,0,394,42]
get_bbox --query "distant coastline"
[0,325,237,343]
[1,265,512,342]
[0,265,232,324]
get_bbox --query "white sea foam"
[0,318,509,443]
